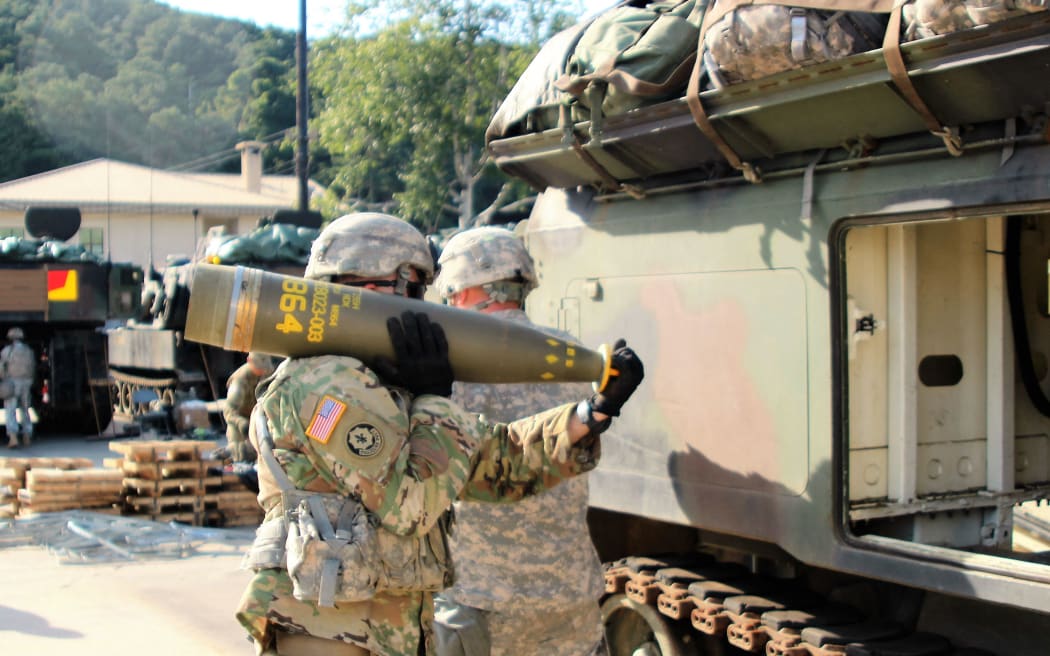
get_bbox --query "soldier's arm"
[461,400,602,502]
[223,379,250,433]
[357,393,602,537]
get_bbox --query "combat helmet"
[7,327,23,341]
[305,213,435,297]
[434,226,537,308]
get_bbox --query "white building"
[0,142,322,271]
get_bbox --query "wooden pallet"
[16,468,125,515]
[0,456,95,471]
[108,439,217,463]
[124,475,223,497]
[117,459,222,480]
[213,477,262,527]
[108,439,226,526]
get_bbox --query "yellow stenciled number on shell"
[276,278,308,334]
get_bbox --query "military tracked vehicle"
[105,212,319,425]
[0,207,142,434]
[489,7,1050,655]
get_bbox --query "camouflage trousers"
[237,568,434,655]
[433,596,605,656]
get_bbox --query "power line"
[166,128,293,172]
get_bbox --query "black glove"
[590,339,644,417]
[373,311,454,397]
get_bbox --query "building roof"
[0,159,322,215]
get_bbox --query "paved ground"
[1,433,258,655]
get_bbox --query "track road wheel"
[602,593,701,656]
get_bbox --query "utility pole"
[295,0,309,212]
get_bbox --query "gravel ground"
[1,433,258,655]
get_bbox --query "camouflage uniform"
[434,310,605,656]
[223,356,271,463]
[236,355,599,655]
[1,328,35,445]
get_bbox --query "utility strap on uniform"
[255,412,296,494]
[318,558,340,608]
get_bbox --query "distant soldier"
[223,352,274,463]
[431,227,606,656]
[1,327,36,448]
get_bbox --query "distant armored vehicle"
[106,213,319,425]
[0,207,141,433]
[489,8,1050,655]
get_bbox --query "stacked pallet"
[0,463,21,518]
[108,439,222,526]
[0,457,105,518]
[17,468,125,516]
[216,471,263,527]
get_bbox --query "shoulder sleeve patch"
[304,395,347,443]
[313,401,405,483]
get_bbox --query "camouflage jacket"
[236,354,599,655]
[0,341,35,381]
[442,309,605,611]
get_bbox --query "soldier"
[223,351,275,463]
[235,213,644,656]
[1,327,36,448]
[430,227,606,656]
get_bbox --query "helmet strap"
[471,282,525,311]
[394,264,426,299]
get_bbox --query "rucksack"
[701,4,888,87]
[903,0,1047,39]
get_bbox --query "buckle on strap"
[789,8,808,63]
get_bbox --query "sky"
[157,0,618,36]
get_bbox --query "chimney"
[236,141,265,193]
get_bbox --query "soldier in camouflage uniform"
[223,352,275,463]
[234,213,645,656]
[430,227,606,656]
[1,327,36,448]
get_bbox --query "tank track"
[600,555,997,656]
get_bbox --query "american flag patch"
[305,396,347,443]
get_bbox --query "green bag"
[485,0,707,143]
[556,0,708,123]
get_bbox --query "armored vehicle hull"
[495,12,1050,656]
[1,209,142,435]
[106,220,315,428]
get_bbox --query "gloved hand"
[590,339,644,417]
[373,311,454,397]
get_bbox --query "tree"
[3,0,294,173]
[312,0,577,232]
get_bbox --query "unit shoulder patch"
[346,423,384,458]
